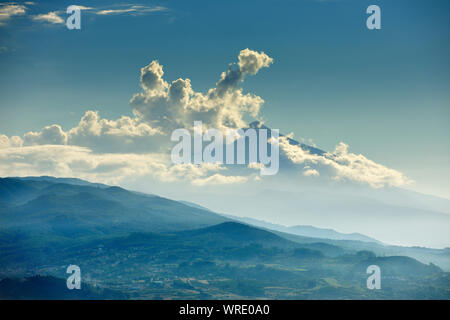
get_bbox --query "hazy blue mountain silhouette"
[220,213,381,243]
[1,177,449,299]
[180,200,381,243]
[0,177,229,236]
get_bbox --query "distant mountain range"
[175,122,450,249]
[180,200,381,243]
[180,201,450,271]
[220,214,381,243]
[1,176,449,299]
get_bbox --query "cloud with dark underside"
[0,49,410,188]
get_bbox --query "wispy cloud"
[1,3,167,27]
[30,6,94,25]
[32,11,64,24]
[76,6,94,11]
[0,3,26,26]
[96,5,168,16]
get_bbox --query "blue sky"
[0,0,449,198]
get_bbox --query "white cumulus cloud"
[130,48,272,132]
[0,49,411,189]
[0,134,23,148]
[279,137,411,188]
[0,145,235,186]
